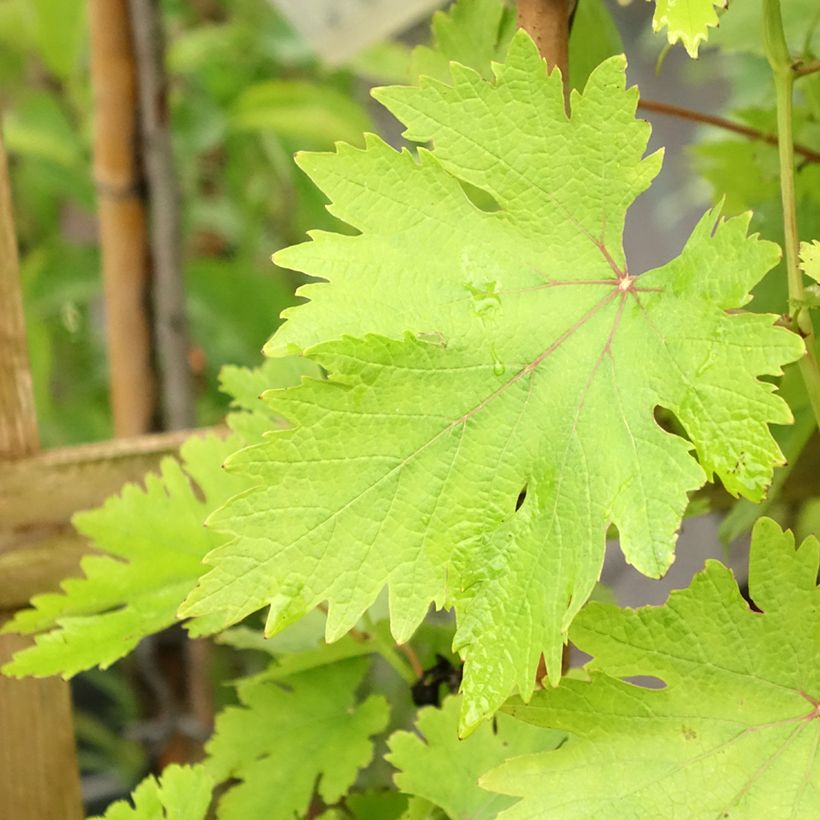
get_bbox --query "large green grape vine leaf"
[482,518,820,817]
[91,764,213,820]
[388,696,563,818]
[1,358,316,678]
[180,33,803,731]
[204,657,389,819]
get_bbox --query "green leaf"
[90,764,213,820]
[801,240,820,284]
[3,92,84,169]
[229,81,372,149]
[483,518,820,818]
[181,34,802,732]
[409,0,516,83]
[650,0,726,58]
[0,358,315,678]
[388,696,563,819]
[205,657,389,819]
[568,0,624,91]
[345,791,409,820]
[22,0,87,80]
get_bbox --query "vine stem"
[793,58,820,78]
[637,98,820,164]
[360,612,419,684]
[764,0,820,431]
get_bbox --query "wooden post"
[89,0,157,437]
[0,133,83,819]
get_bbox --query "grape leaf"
[204,657,389,819]
[388,696,563,819]
[180,33,802,731]
[482,518,820,818]
[409,0,516,83]
[650,0,726,58]
[409,0,621,93]
[801,240,820,284]
[90,764,212,820]
[0,358,315,678]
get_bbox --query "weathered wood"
[0,130,83,820]
[0,628,83,819]
[89,0,157,436]
[0,135,38,457]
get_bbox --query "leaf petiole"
[763,0,820,431]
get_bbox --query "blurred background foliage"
[1,0,817,446]
[0,0,389,446]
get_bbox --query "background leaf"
[483,519,820,818]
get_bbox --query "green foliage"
[708,0,820,57]
[650,0,724,57]
[388,696,563,818]
[482,519,820,817]
[205,657,389,818]
[802,240,820,284]
[3,0,820,816]
[180,32,802,733]
[1,0,376,444]
[91,764,213,820]
[409,0,516,82]
[0,358,315,678]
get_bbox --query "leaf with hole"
[180,32,802,732]
[482,518,820,817]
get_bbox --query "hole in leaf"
[622,675,667,689]
[653,405,690,441]
[456,177,501,213]
[515,485,527,511]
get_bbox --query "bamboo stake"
[89,0,157,436]
[0,131,83,820]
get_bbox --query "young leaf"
[180,33,803,731]
[650,0,726,58]
[1,358,315,678]
[482,518,820,817]
[801,240,820,284]
[409,0,516,83]
[90,764,212,820]
[204,657,389,819]
[388,696,563,819]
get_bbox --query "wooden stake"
[0,131,83,820]
[89,0,157,436]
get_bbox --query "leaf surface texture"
[483,519,820,817]
[181,34,803,729]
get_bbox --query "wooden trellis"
[0,0,194,814]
